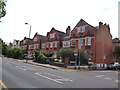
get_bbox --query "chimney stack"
[66,26,71,34]
[99,22,103,28]
[47,32,50,36]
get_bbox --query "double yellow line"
[0,80,8,90]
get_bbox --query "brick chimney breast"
[99,22,103,28]
[47,32,50,36]
[66,26,71,34]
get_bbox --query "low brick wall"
[49,62,65,67]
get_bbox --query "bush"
[37,54,46,63]
[41,51,54,57]
[58,48,88,65]
[58,48,74,63]
[7,48,13,58]
[20,50,27,59]
[2,43,7,56]
[34,50,39,61]
[12,48,21,59]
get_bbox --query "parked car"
[107,61,120,70]
[25,55,34,60]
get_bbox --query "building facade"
[62,19,113,66]
[44,28,66,58]
[16,19,113,65]
[112,38,120,62]
[20,37,32,51]
[28,32,46,55]
[12,39,21,49]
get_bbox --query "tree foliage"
[41,51,54,57]
[58,48,88,65]
[113,46,120,60]
[0,0,7,18]
[2,43,7,56]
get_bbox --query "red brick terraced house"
[20,37,32,51]
[28,32,46,55]
[62,19,113,67]
[44,27,66,58]
[112,38,120,62]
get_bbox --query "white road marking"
[5,63,11,65]
[16,66,26,70]
[35,73,62,84]
[115,80,119,83]
[96,75,105,78]
[105,78,112,80]
[44,72,73,82]
[22,66,36,70]
[91,71,115,72]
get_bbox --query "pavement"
[3,57,109,72]
[1,57,119,88]
[6,57,81,71]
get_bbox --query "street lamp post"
[25,23,31,63]
[102,29,104,68]
[78,39,81,69]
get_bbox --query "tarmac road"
[1,57,119,89]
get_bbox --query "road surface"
[1,57,119,89]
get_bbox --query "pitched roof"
[71,19,95,32]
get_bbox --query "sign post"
[78,39,81,69]
[74,49,78,70]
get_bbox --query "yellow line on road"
[0,80,8,90]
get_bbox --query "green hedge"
[58,48,88,65]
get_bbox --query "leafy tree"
[113,46,120,61]
[2,43,7,56]
[0,0,7,18]
[7,48,13,58]
[20,50,27,59]
[37,54,46,63]
[34,50,39,61]
[58,48,88,65]
[42,51,54,57]
[12,48,21,59]
[58,48,74,62]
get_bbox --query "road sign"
[103,55,106,59]
[74,53,78,56]
[70,61,75,63]
[74,49,78,53]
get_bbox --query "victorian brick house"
[44,28,66,58]
[28,32,46,54]
[112,38,120,62]
[20,37,32,51]
[62,19,113,66]
[12,39,21,49]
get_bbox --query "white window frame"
[55,42,57,47]
[46,42,49,48]
[67,41,70,47]
[72,40,75,46]
[24,40,26,44]
[36,44,38,49]
[29,45,31,49]
[63,41,66,47]
[50,33,55,38]
[53,33,55,38]
[82,26,85,33]
[34,37,37,42]
[79,38,83,47]
[50,42,53,48]
[77,27,81,34]
[34,44,36,49]
[50,34,52,38]
[88,37,91,45]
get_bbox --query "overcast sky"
[0,0,119,44]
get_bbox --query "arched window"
[86,50,91,60]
